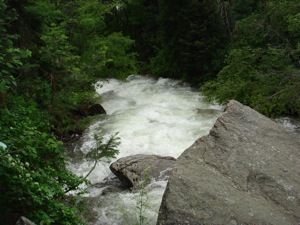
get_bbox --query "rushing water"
[68,75,223,224]
[276,117,300,135]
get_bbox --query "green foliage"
[134,171,151,225]
[105,0,229,84]
[0,0,31,106]
[0,96,85,224]
[61,0,138,80]
[85,134,120,163]
[148,0,229,85]
[231,0,266,20]
[1,0,138,136]
[64,134,120,196]
[89,32,137,80]
[39,23,80,74]
[1,0,129,224]
[201,0,300,117]
[38,20,83,118]
[20,0,112,136]
[84,133,120,179]
[105,0,159,63]
[25,0,62,24]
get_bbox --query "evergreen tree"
[150,0,229,85]
[202,0,300,117]
[105,0,159,65]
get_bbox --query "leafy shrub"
[0,96,85,224]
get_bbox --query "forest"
[0,0,299,224]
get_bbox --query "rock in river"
[157,100,300,225]
[110,154,175,189]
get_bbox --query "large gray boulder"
[157,100,300,225]
[110,154,175,189]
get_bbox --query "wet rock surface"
[157,100,300,225]
[91,176,128,195]
[86,104,106,116]
[110,154,176,189]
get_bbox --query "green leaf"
[6,62,13,68]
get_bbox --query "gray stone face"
[110,154,175,189]
[157,100,300,225]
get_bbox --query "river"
[68,75,223,224]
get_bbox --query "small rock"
[87,104,106,116]
[110,154,176,189]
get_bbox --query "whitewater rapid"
[68,75,223,224]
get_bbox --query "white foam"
[68,75,223,224]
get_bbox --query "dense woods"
[202,0,300,117]
[0,0,299,224]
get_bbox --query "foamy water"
[68,75,223,224]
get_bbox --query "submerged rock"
[157,100,300,225]
[110,154,175,189]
